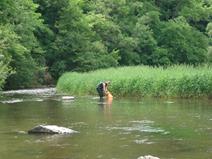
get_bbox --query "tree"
[0,25,14,89]
[1,0,211,90]
[0,0,45,89]
[49,0,119,78]
[158,17,208,64]
[206,22,212,63]
[154,0,189,20]
[33,0,69,31]
[180,0,212,31]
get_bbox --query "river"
[0,88,211,159]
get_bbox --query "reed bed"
[56,65,212,98]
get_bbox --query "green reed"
[57,65,212,98]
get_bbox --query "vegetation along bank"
[0,1,212,90]
[57,65,212,98]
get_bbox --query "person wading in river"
[96,81,113,99]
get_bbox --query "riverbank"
[56,65,212,98]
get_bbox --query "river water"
[0,88,211,159]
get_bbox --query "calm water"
[0,89,211,159]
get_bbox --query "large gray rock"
[28,125,78,134]
[137,155,160,159]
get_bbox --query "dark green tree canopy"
[0,0,211,89]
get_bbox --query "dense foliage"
[0,0,211,89]
[57,65,212,98]
[0,0,45,89]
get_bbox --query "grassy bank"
[57,65,212,98]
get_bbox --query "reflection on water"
[98,97,113,120]
[0,89,212,159]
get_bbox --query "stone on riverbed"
[137,155,160,159]
[28,125,78,134]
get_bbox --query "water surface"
[0,89,211,159]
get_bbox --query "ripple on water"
[70,122,88,126]
[16,130,27,134]
[134,139,155,145]
[164,101,174,104]
[1,98,48,103]
[1,88,56,103]
[2,88,56,96]
[110,125,165,133]
[27,134,73,144]
[1,99,23,104]
[130,120,155,124]
[30,98,44,102]
[105,120,168,134]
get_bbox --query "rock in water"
[137,155,160,159]
[28,125,78,134]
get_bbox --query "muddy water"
[0,88,211,159]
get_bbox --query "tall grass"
[56,65,212,98]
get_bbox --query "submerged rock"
[137,155,160,159]
[28,125,78,134]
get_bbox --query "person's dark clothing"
[96,82,104,98]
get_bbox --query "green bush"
[57,65,212,98]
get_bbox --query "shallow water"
[0,89,211,159]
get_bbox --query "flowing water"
[0,88,211,159]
